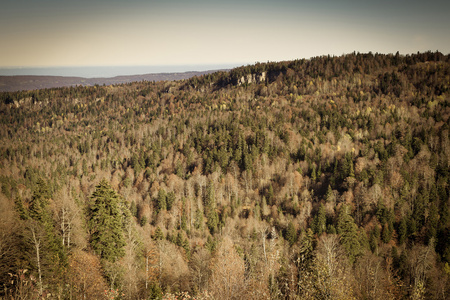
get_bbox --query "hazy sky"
[1,0,449,68]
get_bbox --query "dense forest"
[0,51,449,300]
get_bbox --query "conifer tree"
[88,179,125,263]
[166,191,175,211]
[156,188,167,212]
[285,221,297,246]
[337,204,360,263]
[23,178,67,294]
[29,177,52,221]
[313,204,327,236]
[398,217,407,245]
[205,180,218,234]
[153,227,164,240]
[326,185,334,203]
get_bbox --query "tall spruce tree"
[29,177,52,221]
[313,204,326,236]
[285,221,297,246]
[337,204,361,263]
[156,188,167,212]
[23,177,67,294]
[88,179,125,263]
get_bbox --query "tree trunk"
[31,228,43,296]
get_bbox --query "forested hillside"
[0,51,449,300]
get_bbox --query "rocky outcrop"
[237,72,266,86]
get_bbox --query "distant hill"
[0,70,223,92]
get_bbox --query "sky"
[0,0,449,74]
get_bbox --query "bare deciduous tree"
[208,236,246,299]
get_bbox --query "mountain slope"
[0,51,449,299]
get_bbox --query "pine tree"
[88,179,125,263]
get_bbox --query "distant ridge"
[0,70,224,92]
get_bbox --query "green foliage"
[267,185,274,206]
[1,51,450,298]
[299,228,315,264]
[29,177,52,221]
[166,191,175,211]
[87,179,126,262]
[312,204,326,236]
[205,235,217,252]
[337,205,361,263]
[381,223,391,243]
[285,221,297,246]
[194,208,203,230]
[326,224,336,234]
[14,197,28,220]
[325,184,334,203]
[206,210,219,235]
[153,226,164,240]
[148,282,163,299]
[398,217,407,245]
[140,216,148,227]
[156,188,167,212]
[130,200,137,218]
[369,226,380,253]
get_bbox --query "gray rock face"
[237,72,266,86]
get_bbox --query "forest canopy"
[0,51,449,299]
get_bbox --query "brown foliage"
[69,250,108,299]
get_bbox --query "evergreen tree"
[24,177,67,292]
[207,210,219,235]
[14,197,28,220]
[166,191,175,211]
[313,204,326,236]
[194,208,204,230]
[205,180,216,209]
[88,179,125,263]
[130,200,137,218]
[325,184,334,203]
[381,223,391,243]
[327,224,336,234]
[153,226,164,240]
[426,203,439,242]
[267,185,274,205]
[311,164,317,182]
[369,226,380,253]
[29,177,52,221]
[140,216,148,227]
[398,216,407,244]
[299,228,315,264]
[337,204,361,263]
[156,188,167,212]
[285,221,297,246]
